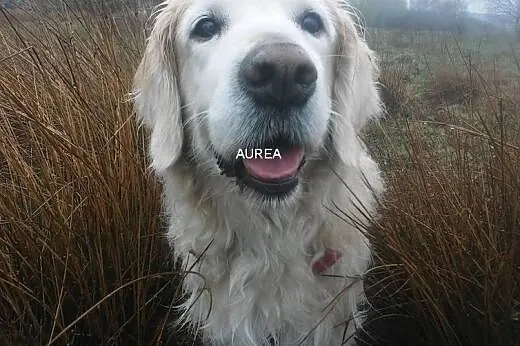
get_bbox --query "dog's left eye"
[191,17,221,40]
[300,12,324,35]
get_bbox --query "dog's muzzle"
[214,142,306,198]
[212,41,318,198]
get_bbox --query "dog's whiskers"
[183,110,209,129]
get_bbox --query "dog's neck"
[163,160,348,272]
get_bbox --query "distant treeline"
[350,0,511,34]
[365,10,496,33]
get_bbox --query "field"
[0,2,519,346]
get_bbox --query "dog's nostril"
[295,64,317,87]
[245,62,276,87]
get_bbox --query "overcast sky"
[467,0,487,13]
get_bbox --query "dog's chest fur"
[161,163,375,346]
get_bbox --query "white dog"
[133,0,383,345]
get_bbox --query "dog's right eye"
[300,12,324,35]
[191,17,221,40]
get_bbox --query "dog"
[133,0,383,344]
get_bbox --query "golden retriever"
[133,0,383,344]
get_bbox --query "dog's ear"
[332,5,382,130]
[330,4,382,163]
[133,6,184,172]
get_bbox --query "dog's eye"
[301,12,324,35]
[191,17,221,40]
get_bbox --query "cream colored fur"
[133,0,383,345]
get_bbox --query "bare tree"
[486,0,520,33]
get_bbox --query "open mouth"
[215,145,306,198]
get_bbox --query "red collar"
[312,250,342,275]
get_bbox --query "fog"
[467,0,487,13]
[402,0,488,13]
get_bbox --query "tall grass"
[361,31,520,346]
[0,2,191,345]
[0,2,518,346]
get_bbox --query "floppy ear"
[332,5,382,130]
[133,5,184,172]
[329,3,382,163]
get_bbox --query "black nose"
[239,42,317,109]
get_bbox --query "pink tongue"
[243,148,304,181]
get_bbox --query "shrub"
[379,57,419,119]
[426,65,480,106]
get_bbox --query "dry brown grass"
[361,41,520,345]
[361,116,520,345]
[426,64,480,106]
[0,2,192,345]
[0,2,519,346]
[378,60,418,119]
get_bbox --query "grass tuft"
[0,1,191,345]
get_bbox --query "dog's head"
[134,0,381,206]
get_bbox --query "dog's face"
[134,0,381,205]
[179,0,337,199]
